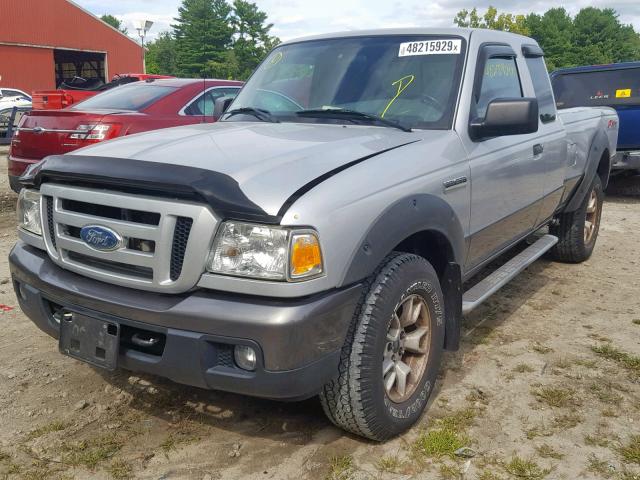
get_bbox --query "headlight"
[17,189,42,236]
[207,222,323,281]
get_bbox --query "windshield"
[228,35,467,130]
[552,67,640,109]
[71,84,176,111]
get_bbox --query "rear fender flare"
[564,129,611,212]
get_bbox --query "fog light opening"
[234,345,257,371]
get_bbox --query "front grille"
[45,196,56,250]
[40,183,218,293]
[170,217,193,281]
[67,251,154,279]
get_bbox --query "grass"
[478,471,504,480]
[327,454,353,480]
[503,456,550,479]
[532,386,580,408]
[553,357,572,369]
[553,412,584,429]
[632,319,640,326]
[514,364,535,373]
[0,451,9,462]
[592,344,640,376]
[585,434,610,448]
[587,454,613,478]
[413,408,476,459]
[439,463,463,479]
[25,420,67,441]
[525,423,553,440]
[619,436,640,465]
[107,459,133,480]
[376,456,401,473]
[532,343,553,354]
[590,382,624,405]
[535,444,564,460]
[60,434,123,469]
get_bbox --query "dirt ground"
[0,147,638,480]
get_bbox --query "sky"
[74,0,640,43]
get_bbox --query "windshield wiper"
[295,108,411,132]
[224,107,279,123]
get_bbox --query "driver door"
[464,45,546,271]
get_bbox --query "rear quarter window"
[552,67,640,109]
[71,84,176,111]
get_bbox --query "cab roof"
[280,28,534,46]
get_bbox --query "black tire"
[606,174,640,196]
[550,175,604,263]
[319,252,445,441]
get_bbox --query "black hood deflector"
[21,141,419,223]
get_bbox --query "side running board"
[462,234,558,315]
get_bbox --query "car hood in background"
[57,122,419,217]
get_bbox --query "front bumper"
[612,151,640,171]
[9,242,362,400]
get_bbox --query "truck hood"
[58,122,420,216]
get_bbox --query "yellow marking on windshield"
[267,51,284,68]
[381,75,415,118]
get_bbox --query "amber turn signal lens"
[290,233,323,278]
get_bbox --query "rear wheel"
[320,253,445,441]
[550,175,603,263]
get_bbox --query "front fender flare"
[340,194,466,286]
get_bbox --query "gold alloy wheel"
[584,187,600,244]
[383,294,432,403]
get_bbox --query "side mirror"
[470,98,538,140]
[213,97,234,117]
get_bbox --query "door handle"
[533,144,544,156]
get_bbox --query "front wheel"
[319,253,445,441]
[550,175,604,263]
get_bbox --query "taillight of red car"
[69,123,123,145]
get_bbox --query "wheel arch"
[340,194,465,351]
[564,129,612,212]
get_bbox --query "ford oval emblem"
[80,225,123,251]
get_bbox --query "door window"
[526,56,556,123]
[475,57,522,118]
[183,87,241,116]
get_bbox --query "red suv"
[8,78,243,191]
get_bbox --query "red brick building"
[0,0,144,94]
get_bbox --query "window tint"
[71,84,176,111]
[3,90,21,98]
[184,87,240,116]
[552,67,640,109]
[476,57,522,117]
[526,56,556,123]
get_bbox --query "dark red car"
[8,78,243,191]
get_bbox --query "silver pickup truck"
[10,28,618,441]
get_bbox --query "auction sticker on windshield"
[399,39,462,57]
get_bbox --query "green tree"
[173,0,233,77]
[100,14,128,35]
[228,0,280,79]
[454,6,640,71]
[454,6,529,35]
[571,8,640,65]
[146,32,179,76]
[526,8,574,71]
